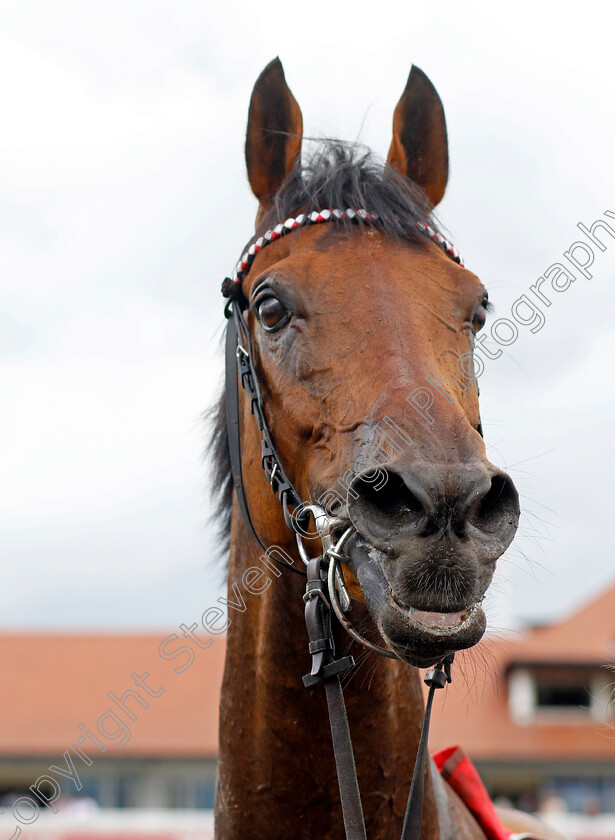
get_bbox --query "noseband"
[221,209,466,840]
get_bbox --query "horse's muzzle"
[344,463,520,665]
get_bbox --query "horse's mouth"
[383,593,486,668]
[393,596,474,630]
[343,532,487,668]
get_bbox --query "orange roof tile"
[3,633,226,757]
[502,583,615,664]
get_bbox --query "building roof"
[503,583,615,665]
[3,633,225,758]
[428,584,615,761]
[6,583,615,764]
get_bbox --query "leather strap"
[303,554,453,840]
[303,557,365,839]
[225,306,306,575]
[325,678,367,840]
[225,313,267,552]
[400,658,452,840]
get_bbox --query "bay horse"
[211,59,566,840]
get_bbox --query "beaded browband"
[222,208,464,296]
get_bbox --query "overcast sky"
[2,1,614,634]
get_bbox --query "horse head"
[228,58,520,669]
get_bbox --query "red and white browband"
[230,208,464,285]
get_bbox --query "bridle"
[221,209,466,840]
[221,207,465,555]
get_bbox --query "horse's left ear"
[245,57,303,214]
[387,66,449,208]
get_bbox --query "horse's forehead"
[246,223,476,301]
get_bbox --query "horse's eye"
[256,297,288,331]
[472,296,489,333]
[472,310,486,333]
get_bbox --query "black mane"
[260,140,435,241]
[208,141,443,552]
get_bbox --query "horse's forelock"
[259,140,438,244]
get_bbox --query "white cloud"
[1,0,614,630]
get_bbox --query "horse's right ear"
[387,66,449,208]
[245,58,303,215]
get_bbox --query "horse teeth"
[407,606,470,630]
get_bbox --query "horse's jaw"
[344,534,488,668]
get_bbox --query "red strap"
[433,746,512,840]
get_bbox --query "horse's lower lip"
[409,606,472,630]
[383,599,485,666]
[391,594,473,632]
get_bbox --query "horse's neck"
[215,516,480,840]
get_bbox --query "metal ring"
[296,512,354,575]
[329,524,354,556]
[326,526,354,613]
[282,491,310,535]
[327,555,397,660]
[295,532,312,567]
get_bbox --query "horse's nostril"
[471,473,519,532]
[348,469,437,546]
[348,464,520,551]
[354,471,425,520]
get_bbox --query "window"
[536,681,591,710]
[508,666,611,724]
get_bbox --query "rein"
[221,209,464,840]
